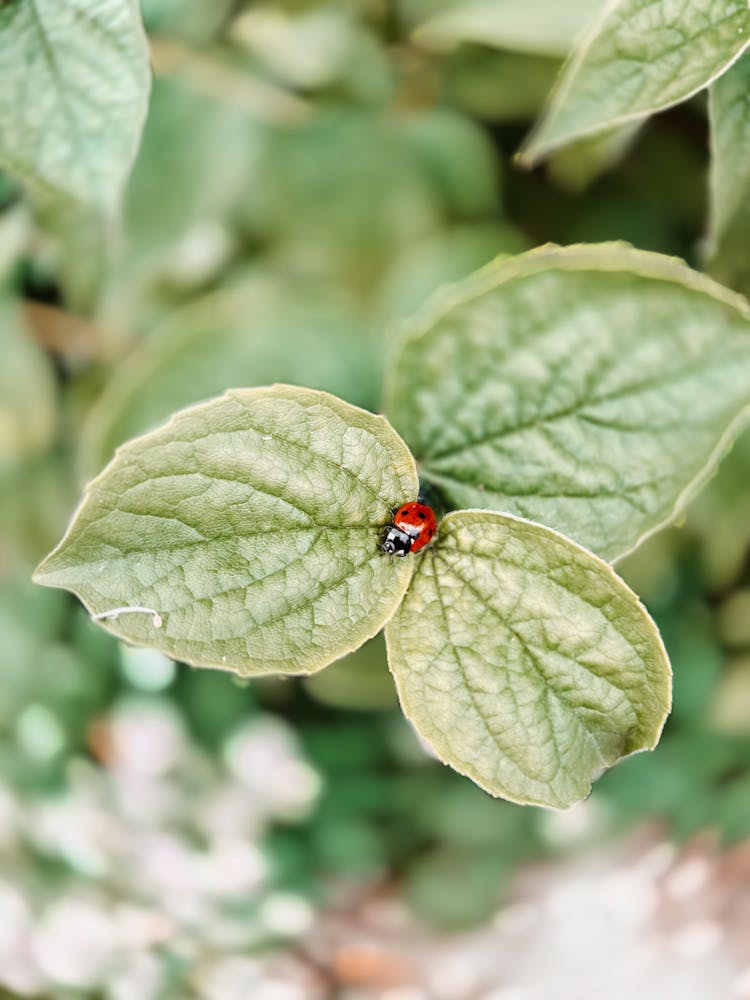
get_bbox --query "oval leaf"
[386,510,671,809]
[0,0,151,214]
[520,0,750,164]
[384,243,750,562]
[34,386,418,675]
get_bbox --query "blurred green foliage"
[1,1,750,965]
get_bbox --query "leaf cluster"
[4,0,750,813]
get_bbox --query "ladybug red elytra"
[381,502,437,557]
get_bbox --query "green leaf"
[377,223,528,324]
[707,51,750,295]
[119,76,257,271]
[80,273,381,478]
[415,0,607,58]
[0,579,101,741]
[230,5,391,98]
[395,109,502,220]
[140,0,233,44]
[0,204,29,283]
[520,0,750,164]
[0,452,75,570]
[386,510,671,809]
[444,49,560,123]
[709,52,750,247]
[0,0,151,215]
[0,299,57,473]
[240,109,441,292]
[546,120,643,192]
[384,243,750,562]
[34,386,418,675]
[31,197,110,313]
[303,635,398,711]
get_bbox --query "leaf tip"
[31,552,55,588]
[513,146,537,171]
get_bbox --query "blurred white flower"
[0,879,38,995]
[539,797,607,848]
[198,782,267,841]
[29,794,118,878]
[258,892,315,938]
[197,837,268,899]
[106,951,165,1000]
[251,982,313,1000]
[0,688,328,999]
[223,717,322,820]
[107,699,189,776]
[135,832,207,922]
[112,770,183,829]
[33,898,121,989]
[197,955,264,1000]
[114,903,175,949]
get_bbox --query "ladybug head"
[381,524,412,557]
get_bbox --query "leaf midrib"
[434,545,639,723]
[230,393,398,510]
[426,556,553,788]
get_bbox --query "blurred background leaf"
[520,0,750,164]
[80,273,382,478]
[0,0,151,217]
[413,0,606,58]
[707,51,750,298]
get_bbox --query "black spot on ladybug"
[417,511,426,519]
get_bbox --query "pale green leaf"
[395,109,502,219]
[415,0,607,58]
[80,273,381,478]
[384,243,750,562]
[31,198,110,313]
[34,386,418,675]
[100,75,265,329]
[377,223,528,324]
[0,453,75,570]
[140,0,233,44]
[303,635,397,711]
[520,0,750,164]
[0,299,57,472]
[546,120,643,192]
[0,0,151,214]
[0,205,30,283]
[709,51,750,245]
[120,76,258,269]
[241,109,440,292]
[0,579,102,737]
[444,49,560,123]
[386,510,671,808]
[707,51,750,295]
[231,5,390,98]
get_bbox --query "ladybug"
[381,502,437,557]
